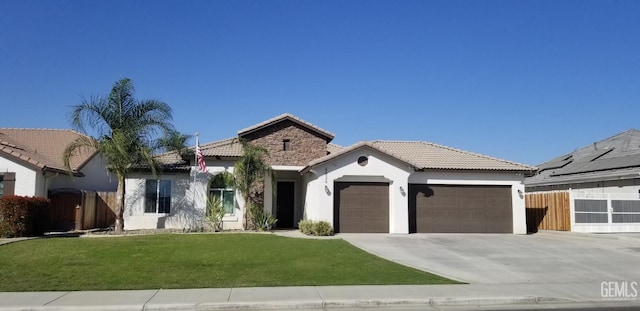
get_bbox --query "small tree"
[233,139,275,230]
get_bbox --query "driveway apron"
[340,232,640,284]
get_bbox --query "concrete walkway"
[0,283,639,311]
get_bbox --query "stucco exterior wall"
[303,148,413,234]
[409,171,527,234]
[303,153,528,235]
[124,160,245,231]
[48,155,117,192]
[0,154,117,198]
[0,156,39,196]
[243,120,328,166]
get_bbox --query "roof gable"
[0,128,96,173]
[237,113,335,142]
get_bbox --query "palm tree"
[63,78,182,234]
[233,139,273,229]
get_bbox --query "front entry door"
[276,181,295,228]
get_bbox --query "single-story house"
[0,128,116,198]
[0,128,118,230]
[125,113,536,234]
[525,129,640,232]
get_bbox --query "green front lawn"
[0,234,457,291]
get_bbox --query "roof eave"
[43,166,84,177]
[417,167,537,174]
[526,172,640,188]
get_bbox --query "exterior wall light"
[399,186,406,196]
[324,185,331,195]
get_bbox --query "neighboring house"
[125,113,535,234]
[0,128,117,198]
[525,129,640,232]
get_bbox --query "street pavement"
[0,231,639,310]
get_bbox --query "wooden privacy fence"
[525,190,571,232]
[78,191,117,230]
[50,190,117,231]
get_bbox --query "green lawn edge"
[0,233,460,291]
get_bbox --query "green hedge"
[0,196,52,237]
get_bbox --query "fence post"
[568,189,573,232]
[74,194,84,231]
[607,193,613,229]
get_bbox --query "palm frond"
[63,135,99,174]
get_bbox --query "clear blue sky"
[1,0,639,166]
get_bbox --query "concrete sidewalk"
[1,282,639,311]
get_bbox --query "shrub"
[0,196,51,237]
[298,219,334,236]
[298,219,313,235]
[312,221,334,236]
[252,208,277,231]
[205,196,225,232]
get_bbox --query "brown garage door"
[409,184,513,233]
[334,182,389,233]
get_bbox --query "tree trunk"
[114,174,125,234]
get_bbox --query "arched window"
[209,173,234,215]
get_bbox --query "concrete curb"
[146,297,637,310]
[0,296,578,311]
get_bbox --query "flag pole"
[193,132,199,211]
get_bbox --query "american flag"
[196,142,206,172]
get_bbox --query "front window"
[0,175,4,197]
[209,174,234,215]
[145,179,171,214]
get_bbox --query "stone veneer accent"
[242,120,329,166]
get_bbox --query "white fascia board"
[271,165,305,171]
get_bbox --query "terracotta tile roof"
[153,151,186,166]
[237,113,335,141]
[152,138,243,170]
[305,140,536,172]
[327,143,343,154]
[372,141,535,171]
[199,137,243,157]
[0,128,96,173]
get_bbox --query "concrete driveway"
[341,232,640,284]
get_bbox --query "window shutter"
[3,172,15,196]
